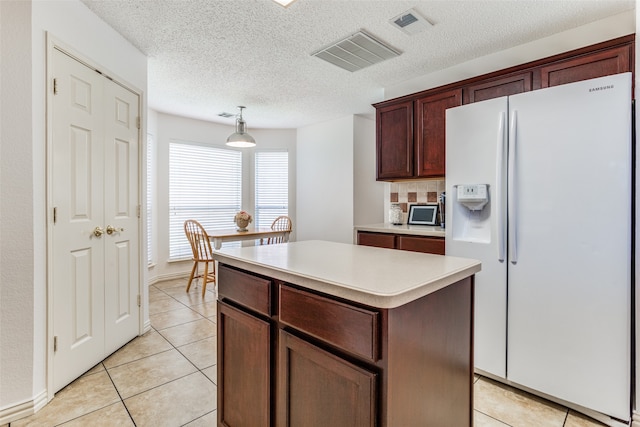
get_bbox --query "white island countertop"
[212,240,480,309]
[355,222,445,238]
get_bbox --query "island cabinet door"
[218,301,271,427]
[277,330,377,427]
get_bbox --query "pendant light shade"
[226,106,256,147]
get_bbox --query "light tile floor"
[7,277,606,427]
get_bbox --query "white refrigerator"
[445,73,632,423]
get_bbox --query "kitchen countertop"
[212,240,480,309]
[355,222,446,238]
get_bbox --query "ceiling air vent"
[390,8,433,35]
[311,31,401,72]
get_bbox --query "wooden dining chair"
[263,215,292,245]
[184,219,216,297]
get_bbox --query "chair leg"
[186,261,198,292]
[202,262,209,298]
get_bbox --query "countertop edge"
[212,251,480,309]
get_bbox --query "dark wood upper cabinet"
[415,89,462,178]
[463,72,533,104]
[376,101,413,180]
[374,35,634,182]
[374,89,461,181]
[540,44,632,88]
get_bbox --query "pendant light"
[226,106,256,147]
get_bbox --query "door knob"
[106,225,124,235]
[93,226,105,237]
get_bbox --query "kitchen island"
[213,240,480,427]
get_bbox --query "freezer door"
[506,73,632,420]
[445,96,508,378]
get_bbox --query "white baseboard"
[0,389,48,424]
[631,412,640,427]
[147,271,189,286]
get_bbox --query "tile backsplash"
[387,179,446,222]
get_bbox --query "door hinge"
[136,116,141,130]
[137,205,141,218]
[137,294,141,307]
[53,207,57,224]
[53,78,58,95]
[53,336,58,352]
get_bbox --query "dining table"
[207,227,291,250]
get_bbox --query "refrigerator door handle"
[496,112,506,262]
[508,110,518,264]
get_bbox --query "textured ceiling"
[80,0,634,129]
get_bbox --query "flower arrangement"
[234,210,252,231]
[234,210,252,224]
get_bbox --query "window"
[146,133,154,265]
[169,140,242,259]
[255,150,288,229]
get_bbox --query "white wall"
[353,115,384,227]
[297,116,354,243]
[151,112,297,283]
[0,0,147,421]
[297,115,381,244]
[147,109,159,275]
[0,0,35,413]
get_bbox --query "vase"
[236,218,249,231]
[389,203,403,225]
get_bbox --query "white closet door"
[51,48,107,392]
[103,80,140,354]
[51,48,141,392]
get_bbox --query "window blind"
[169,141,242,259]
[255,151,288,229]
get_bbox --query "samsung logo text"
[589,85,614,92]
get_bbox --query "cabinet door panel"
[397,235,445,255]
[277,330,377,427]
[540,45,631,88]
[376,101,413,180]
[357,231,396,249]
[464,72,533,103]
[415,89,462,177]
[218,301,271,426]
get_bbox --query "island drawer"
[218,265,272,316]
[397,235,445,255]
[279,284,379,361]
